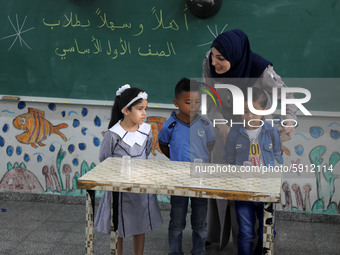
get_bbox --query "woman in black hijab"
[202,29,297,253]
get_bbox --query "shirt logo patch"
[236,144,242,149]
[198,129,205,137]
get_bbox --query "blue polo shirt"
[158,112,215,163]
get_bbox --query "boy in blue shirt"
[158,77,215,255]
[224,87,282,255]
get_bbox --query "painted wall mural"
[278,120,340,214]
[13,108,68,148]
[146,116,167,156]
[0,100,169,201]
[0,101,101,196]
[0,101,339,214]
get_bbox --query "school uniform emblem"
[198,129,205,137]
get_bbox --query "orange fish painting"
[13,108,68,148]
[146,116,166,156]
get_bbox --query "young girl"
[94,84,163,255]
[224,87,282,255]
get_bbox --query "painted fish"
[146,116,166,156]
[13,108,68,148]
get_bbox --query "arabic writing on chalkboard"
[42,6,189,60]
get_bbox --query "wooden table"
[77,157,281,255]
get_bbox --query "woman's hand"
[279,120,295,137]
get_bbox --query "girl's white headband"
[115,85,148,113]
[122,92,148,112]
[116,84,131,96]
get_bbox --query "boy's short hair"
[243,87,268,108]
[175,78,201,98]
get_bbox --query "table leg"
[85,190,95,255]
[110,223,118,254]
[110,192,118,254]
[263,202,275,255]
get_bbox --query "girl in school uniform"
[94,84,163,255]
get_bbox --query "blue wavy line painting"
[1,110,14,114]
[328,122,340,127]
[294,133,311,140]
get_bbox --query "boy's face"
[242,101,264,130]
[174,90,201,119]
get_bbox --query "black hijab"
[209,29,272,80]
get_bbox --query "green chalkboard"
[0,0,339,111]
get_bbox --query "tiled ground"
[0,200,339,255]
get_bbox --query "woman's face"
[211,47,231,74]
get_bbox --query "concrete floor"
[0,200,339,255]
